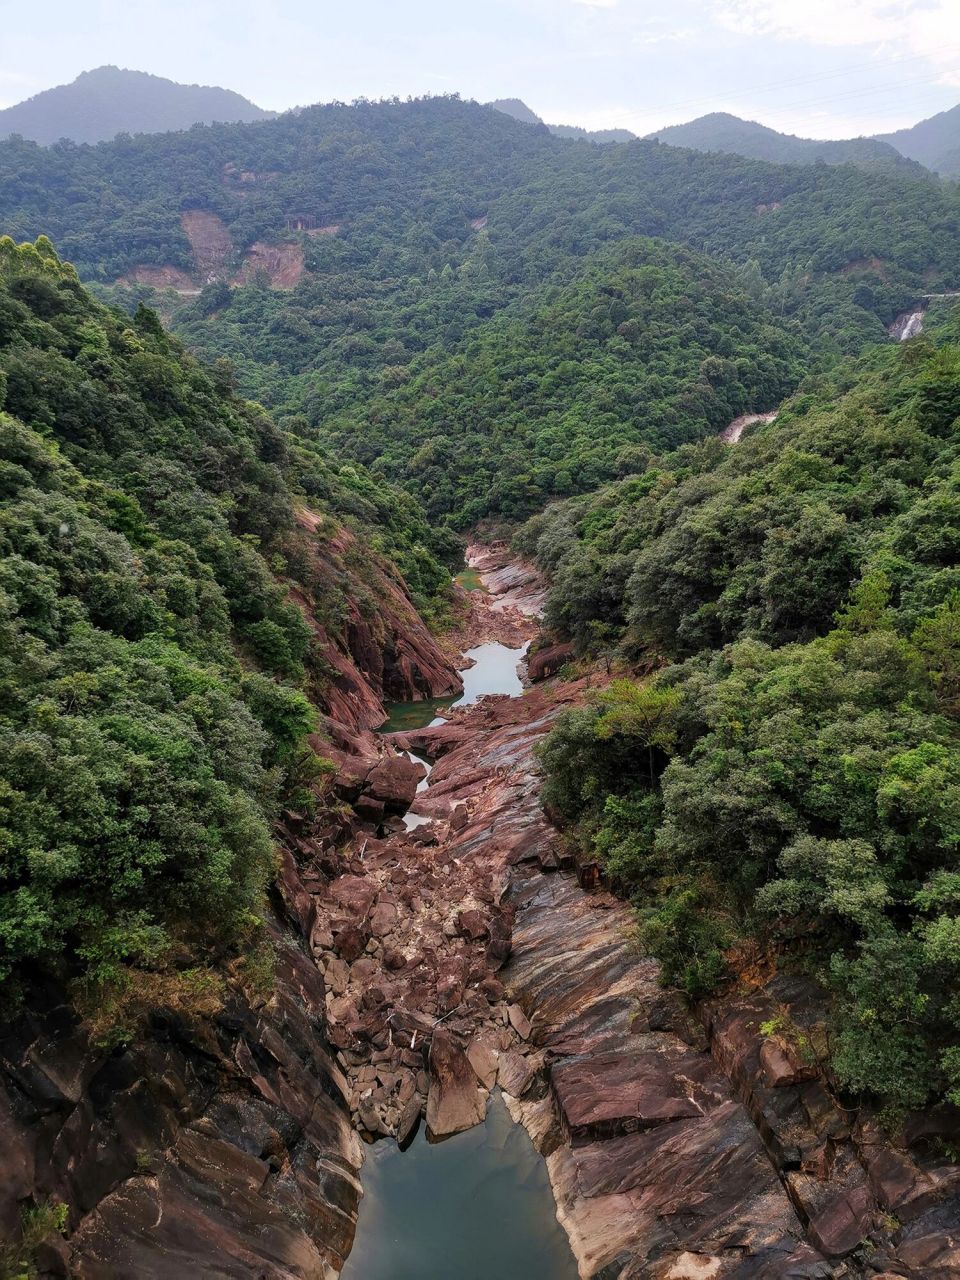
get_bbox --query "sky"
[3,0,960,139]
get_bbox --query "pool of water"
[379,641,529,733]
[454,566,488,593]
[340,1092,578,1280]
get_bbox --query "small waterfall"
[890,308,925,342]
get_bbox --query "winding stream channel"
[341,578,577,1278]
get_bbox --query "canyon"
[4,540,960,1278]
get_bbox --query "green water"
[454,566,488,593]
[380,694,457,734]
[340,1092,578,1280]
[380,642,529,733]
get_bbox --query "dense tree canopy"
[321,239,803,524]
[0,236,448,1011]
[6,94,960,1112]
[533,325,960,1110]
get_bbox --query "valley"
[3,76,960,1280]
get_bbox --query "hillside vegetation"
[527,323,960,1109]
[6,92,960,1115]
[322,238,803,524]
[0,235,447,1023]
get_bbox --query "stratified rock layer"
[0,917,362,1279]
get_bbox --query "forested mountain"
[876,101,960,177]
[0,234,452,1009]
[0,66,272,146]
[6,89,960,1126]
[525,317,960,1108]
[2,96,957,521]
[321,238,803,524]
[647,111,922,173]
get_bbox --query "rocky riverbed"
[6,538,960,1277]
[320,543,960,1279]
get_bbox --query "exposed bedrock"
[294,511,462,738]
[0,913,363,1279]
[316,536,960,1276]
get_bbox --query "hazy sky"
[3,0,960,139]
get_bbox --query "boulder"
[456,909,489,941]
[364,755,425,814]
[369,899,398,938]
[328,875,377,918]
[498,1051,535,1098]
[551,1049,704,1143]
[527,641,575,682]
[426,1030,486,1139]
[465,1037,500,1091]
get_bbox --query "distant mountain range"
[2,70,956,178]
[0,66,272,145]
[488,99,634,145]
[876,103,960,177]
[645,112,923,174]
[492,98,958,178]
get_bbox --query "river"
[342,589,577,1279]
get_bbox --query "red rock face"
[293,511,463,737]
[0,921,363,1279]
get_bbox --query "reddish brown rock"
[369,899,399,937]
[364,754,425,813]
[527,640,575,682]
[426,1030,486,1139]
[466,1038,500,1091]
[551,1049,706,1142]
[333,925,368,963]
[760,1035,819,1088]
[456,909,489,941]
[498,1051,535,1098]
[507,1004,531,1040]
[328,874,377,918]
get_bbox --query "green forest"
[526,324,960,1110]
[0,234,448,1029]
[4,93,960,1117]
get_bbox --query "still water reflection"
[380,642,529,733]
[340,1092,578,1280]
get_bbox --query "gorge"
[5,81,960,1280]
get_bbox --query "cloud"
[572,0,619,8]
[714,0,960,83]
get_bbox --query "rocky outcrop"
[426,1031,487,1138]
[0,907,363,1278]
[528,639,575,681]
[465,541,547,617]
[294,511,461,735]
